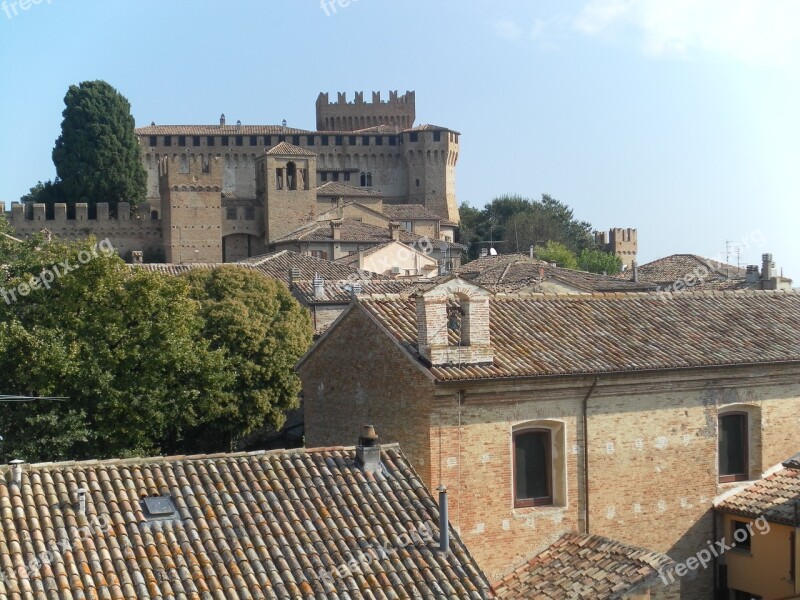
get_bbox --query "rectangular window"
[278,135,286,142]
[163,136,172,147]
[344,172,351,182]
[178,135,186,146]
[149,135,157,147]
[719,413,748,482]
[244,207,255,221]
[310,250,328,260]
[433,131,441,142]
[389,136,397,146]
[307,135,315,145]
[235,136,243,146]
[320,172,328,182]
[192,136,200,146]
[249,135,258,146]
[335,135,343,145]
[375,136,383,146]
[513,429,552,507]
[731,521,753,551]
[221,136,229,146]
[264,136,271,146]
[409,132,419,142]
[321,136,329,146]
[207,136,215,146]
[362,136,370,146]
[401,221,413,232]
[349,136,356,145]
[226,208,237,220]
[332,172,339,182]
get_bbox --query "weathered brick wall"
[299,306,435,485]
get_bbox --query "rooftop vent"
[745,265,760,283]
[289,267,301,283]
[313,274,325,300]
[9,459,23,486]
[356,424,381,474]
[77,487,87,515]
[782,452,800,470]
[219,113,226,126]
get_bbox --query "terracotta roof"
[715,458,800,526]
[493,532,673,599]
[292,279,417,304]
[265,141,317,156]
[637,254,748,286]
[406,124,460,134]
[315,182,383,197]
[272,220,465,250]
[459,255,655,293]
[238,250,391,284]
[357,289,800,381]
[0,445,492,599]
[137,125,311,136]
[381,204,449,222]
[132,263,223,276]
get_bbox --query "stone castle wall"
[316,90,415,131]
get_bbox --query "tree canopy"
[23,80,146,213]
[0,216,313,462]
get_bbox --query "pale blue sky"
[1,0,798,276]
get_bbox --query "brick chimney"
[389,222,400,241]
[745,265,760,284]
[331,220,342,241]
[415,279,493,366]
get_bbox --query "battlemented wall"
[4,201,162,258]
[316,90,415,131]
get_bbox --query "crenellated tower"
[403,126,460,224]
[316,90,416,131]
[159,154,223,263]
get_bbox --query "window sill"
[728,547,752,557]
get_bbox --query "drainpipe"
[712,510,719,595]
[582,377,599,534]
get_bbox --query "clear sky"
[1,0,798,277]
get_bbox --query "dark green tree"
[52,80,146,212]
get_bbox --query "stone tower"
[256,142,318,243]
[596,228,638,270]
[404,126,460,224]
[159,154,223,263]
[316,91,416,131]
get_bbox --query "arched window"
[287,161,297,190]
[513,428,553,507]
[719,412,749,483]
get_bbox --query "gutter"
[582,377,598,534]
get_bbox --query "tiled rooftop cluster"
[716,454,800,526]
[359,289,800,381]
[492,533,673,599]
[0,446,492,599]
[292,279,414,304]
[636,254,747,285]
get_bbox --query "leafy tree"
[51,80,146,212]
[181,266,314,451]
[20,180,65,205]
[534,241,578,269]
[578,248,623,275]
[0,223,313,461]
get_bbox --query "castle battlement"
[316,91,416,132]
[5,201,149,223]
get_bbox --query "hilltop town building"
[5,91,461,264]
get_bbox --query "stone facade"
[316,90,415,131]
[596,227,638,269]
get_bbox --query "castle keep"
[5,91,461,263]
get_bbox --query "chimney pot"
[389,222,400,242]
[77,487,87,515]
[219,113,226,126]
[631,261,639,283]
[438,485,450,553]
[9,459,23,486]
[313,274,325,300]
[356,424,381,473]
[331,220,342,241]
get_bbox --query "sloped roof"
[315,182,383,197]
[132,263,223,276]
[238,250,391,283]
[637,254,747,285]
[265,141,317,156]
[0,445,492,599]
[357,289,800,381]
[715,458,800,526]
[381,204,450,222]
[493,532,673,600]
[137,124,311,135]
[292,279,417,304]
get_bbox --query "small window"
[360,172,366,187]
[321,136,329,146]
[310,250,328,260]
[276,168,284,190]
[207,136,215,146]
[150,210,159,220]
[375,136,383,146]
[514,429,552,507]
[349,136,356,145]
[278,135,286,143]
[433,131,441,142]
[366,172,372,187]
[719,413,748,483]
[192,136,200,146]
[222,136,229,146]
[249,135,258,146]
[320,172,328,182]
[226,208,237,220]
[401,221,413,232]
[178,135,186,146]
[235,136,243,146]
[140,495,178,521]
[362,135,370,146]
[389,136,397,146]
[264,136,271,146]
[244,207,255,221]
[335,136,343,145]
[344,172,351,182]
[332,173,339,182]
[731,521,752,552]
[163,135,172,147]
[149,135,157,146]
[409,132,419,142]
[416,179,420,187]
[307,135,315,145]
[292,135,300,145]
